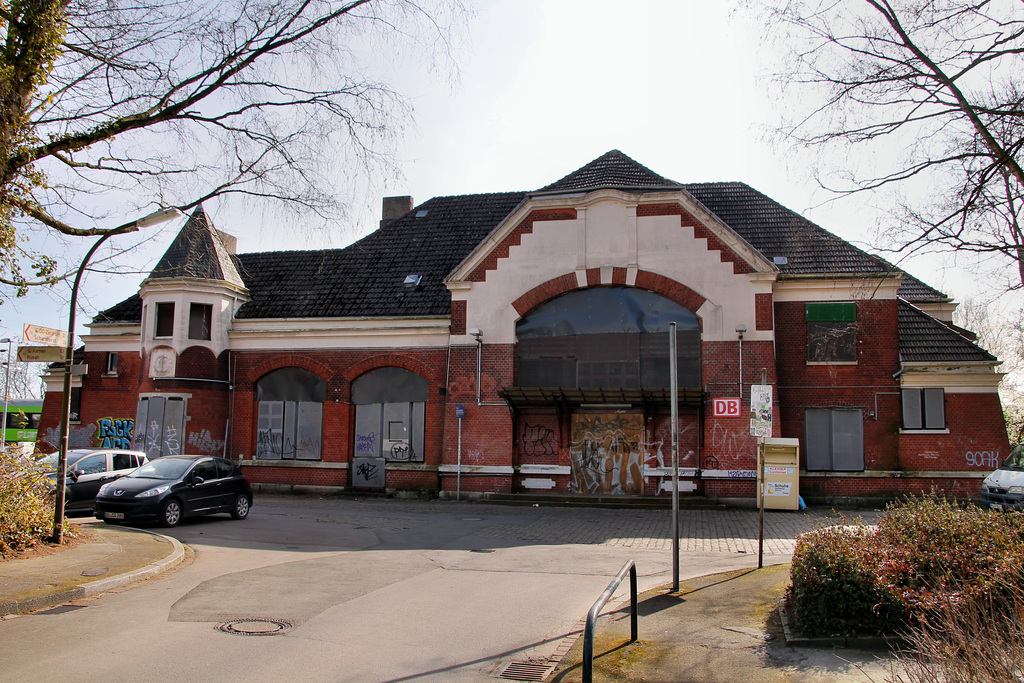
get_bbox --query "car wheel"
[161,499,182,527]
[231,494,250,520]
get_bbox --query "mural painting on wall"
[96,418,134,449]
[569,413,644,495]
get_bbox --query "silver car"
[42,449,149,511]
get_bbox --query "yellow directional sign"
[18,346,65,362]
[23,323,67,347]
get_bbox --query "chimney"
[381,196,414,227]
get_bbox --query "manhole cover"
[216,618,293,636]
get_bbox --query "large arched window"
[516,286,701,389]
[352,367,427,464]
[255,367,325,460]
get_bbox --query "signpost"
[23,324,67,348]
[18,346,64,363]
[455,404,465,501]
[751,374,771,568]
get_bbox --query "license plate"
[990,503,1003,511]
[105,512,125,520]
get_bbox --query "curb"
[0,527,185,617]
[778,598,902,650]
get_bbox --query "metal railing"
[582,560,638,683]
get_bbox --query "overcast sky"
[0,0,991,356]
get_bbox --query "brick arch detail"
[342,355,435,386]
[512,270,707,323]
[251,355,333,384]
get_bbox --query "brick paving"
[258,494,882,556]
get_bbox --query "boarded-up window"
[255,368,324,460]
[352,368,427,463]
[805,408,864,471]
[901,388,946,430]
[132,396,187,459]
[806,303,857,362]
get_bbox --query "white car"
[41,449,149,511]
[982,444,1024,511]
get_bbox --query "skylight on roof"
[415,210,428,218]
[404,274,422,286]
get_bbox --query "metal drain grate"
[490,661,556,681]
[216,618,293,636]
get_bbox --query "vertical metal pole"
[670,322,679,591]
[758,368,767,569]
[457,414,463,502]
[1,338,12,447]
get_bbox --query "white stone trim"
[518,464,571,475]
[643,467,698,477]
[800,470,987,479]
[240,459,348,469]
[702,469,757,479]
[659,480,698,493]
[438,464,514,475]
[522,478,556,490]
[229,316,450,350]
[772,277,901,301]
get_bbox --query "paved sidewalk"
[0,522,184,616]
[549,564,897,682]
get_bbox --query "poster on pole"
[749,384,772,438]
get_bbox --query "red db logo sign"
[713,398,741,417]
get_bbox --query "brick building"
[39,150,1009,504]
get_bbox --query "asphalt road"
[0,495,874,682]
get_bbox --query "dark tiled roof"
[233,192,526,319]
[94,294,142,323]
[149,206,244,287]
[898,299,996,363]
[91,152,953,326]
[539,150,680,193]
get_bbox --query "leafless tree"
[757,0,1024,290]
[0,0,466,303]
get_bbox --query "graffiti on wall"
[256,429,322,460]
[522,423,556,457]
[95,418,134,449]
[149,421,180,457]
[569,413,644,495]
[187,429,226,455]
[966,450,1001,468]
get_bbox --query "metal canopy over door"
[569,413,644,495]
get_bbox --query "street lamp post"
[1,338,11,448]
[52,207,182,543]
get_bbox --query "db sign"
[713,398,741,417]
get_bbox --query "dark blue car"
[94,455,253,527]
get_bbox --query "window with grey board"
[255,367,324,460]
[352,368,427,463]
[132,396,186,459]
[805,408,864,471]
[902,388,946,430]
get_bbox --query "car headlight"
[136,485,170,498]
[1008,486,1024,495]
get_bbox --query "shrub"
[888,570,1024,683]
[789,496,1024,638]
[0,446,72,555]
